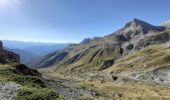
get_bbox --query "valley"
[1,19,170,100]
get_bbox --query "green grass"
[16,86,59,100]
[79,83,94,90]
[0,63,65,100]
[74,97,93,100]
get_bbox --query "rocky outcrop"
[0,41,20,64]
[136,31,170,49]
[99,59,115,70]
[0,41,2,50]
[14,64,42,77]
[147,65,170,85]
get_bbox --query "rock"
[148,65,170,85]
[69,89,72,92]
[111,75,118,81]
[113,92,123,98]
[136,31,170,49]
[119,48,124,56]
[90,90,98,97]
[0,41,2,50]
[143,65,147,67]
[126,44,134,50]
[99,59,115,70]
[100,79,105,83]
[0,82,21,100]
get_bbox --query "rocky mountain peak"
[116,19,166,41]
[80,37,101,44]
[80,38,91,44]
[125,18,157,29]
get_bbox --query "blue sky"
[0,0,170,43]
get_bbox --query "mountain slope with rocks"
[34,19,170,75]
[9,48,40,64]
[0,41,98,100]
[0,41,62,100]
[35,19,170,99]
[161,20,170,28]
[0,41,20,64]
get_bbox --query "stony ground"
[42,74,98,99]
[0,82,21,100]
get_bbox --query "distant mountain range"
[2,40,69,65]
[10,49,40,64]
[2,40,69,56]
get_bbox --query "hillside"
[0,41,101,100]
[161,20,170,28]
[0,41,20,64]
[9,49,40,64]
[0,41,63,100]
[34,19,170,100]
[35,19,170,73]
[2,19,170,100]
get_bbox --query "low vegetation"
[0,63,64,100]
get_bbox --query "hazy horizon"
[2,39,72,44]
[0,0,170,43]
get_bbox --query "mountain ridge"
[33,19,170,74]
[0,41,20,64]
[2,40,69,56]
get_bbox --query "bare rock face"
[0,41,2,50]
[0,41,20,64]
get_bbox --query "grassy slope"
[40,43,170,100]
[0,63,65,100]
[105,44,170,75]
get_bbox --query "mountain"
[0,41,63,100]
[34,19,170,73]
[2,40,69,66]
[10,49,40,64]
[23,44,69,56]
[31,19,170,99]
[161,20,170,28]
[2,40,69,56]
[2,19,170,100]
[0,41,20,64]
[80,37,101,44]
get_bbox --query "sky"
[0,0,170,43]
